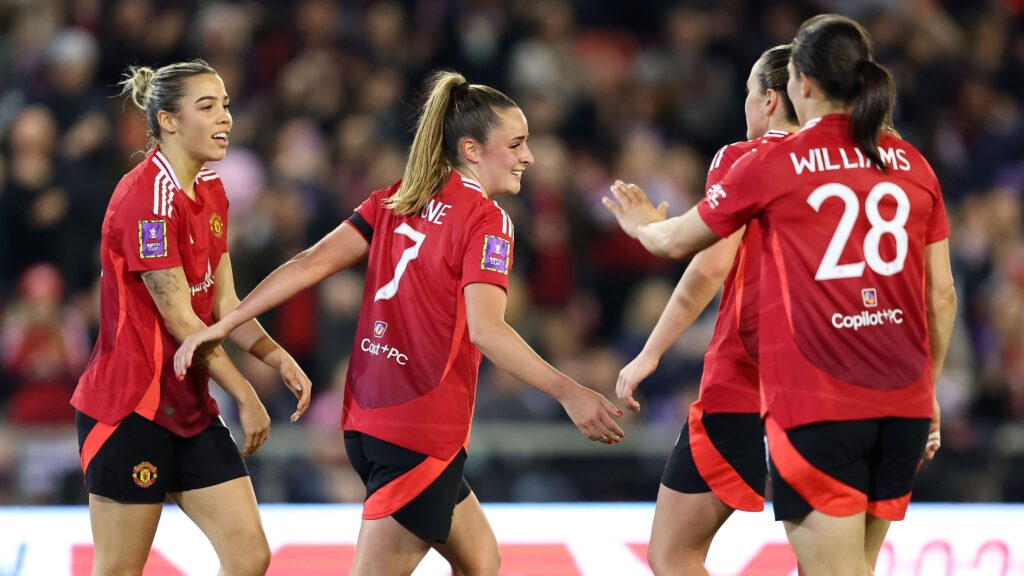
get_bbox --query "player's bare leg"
[88,494,163,576]
[647,485,733,576]
[169,477,270,576]
[784,511,868,576]
[350,515,431,576]
[433,492,500,576]
[864,514,891,575]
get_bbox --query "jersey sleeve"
[460,205,514,291]
[350,184,397,243]
[120,190,183,273]
[705,143,744,190]
[924,171,950,244]
[696,148,765,239]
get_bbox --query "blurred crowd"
[1,0,1023,505]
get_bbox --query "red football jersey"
[342,171,514,459]
[72,148,228,437]
[699,130,791,414]
[698,114,949,429]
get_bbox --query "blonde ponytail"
[386,72,466,216]
[386,70,518,216]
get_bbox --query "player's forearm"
[471,322,576,400]
[637,218,686,258]
[218,252,323,336]
[926,282,957,385]
[223,313,285,369]
[198,346,261,406]
[637,208,721,261]
[642,255,727,359]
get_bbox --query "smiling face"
[467,106,534,198]
[164,73,232,163]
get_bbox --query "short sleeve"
[925,177,950,244]
[696,148,765,239]
[350,184,397,243]
[705,144,743,190]
[460,206,513,292]
[121,195,183,273]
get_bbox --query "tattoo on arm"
[142,269,182,309]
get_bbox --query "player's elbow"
[466,315,502,355]
[929,281,958,314]
[159,311,205,343]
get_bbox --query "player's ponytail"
[387,70,518,216]
[118,59,218,145]
[791,14,894,169]
[851,59,896,165]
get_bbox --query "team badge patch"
[862,288,878,308]
[139,220,167,258]
[210,213,224,238]
[481,235,510,274]
[373,321,388,338]
[132,461,158,488]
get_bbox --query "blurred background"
[0,0,1022,509]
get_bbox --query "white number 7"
[374,223,426,301]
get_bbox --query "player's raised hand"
[174,323,228,379]
[602,180,669,239]
[560,384,625,444]
[617,352,659,413]
[238,392,270,456]
[275,353,312,422]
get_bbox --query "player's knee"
[452,544,500,576]
[648,541,704,575]
[221,536,271,575]
[92,559,148,576]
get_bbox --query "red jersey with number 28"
[697,114,949,430]
[73,148,228,437]
[343,171,514,460]
[699,130,791,414]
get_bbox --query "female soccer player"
[174,70,625,576]
[605,15,955,575]
[613,45,799,575]
[72,60,311,575]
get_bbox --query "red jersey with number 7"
[343,171,514,459]
[699,130,791,414]
[697,114,949,430]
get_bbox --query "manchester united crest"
[210,213,224,238]
[132,461,158,488]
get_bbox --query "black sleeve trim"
[347,212,373,243]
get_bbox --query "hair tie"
[453,81,470,96]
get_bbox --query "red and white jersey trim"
[196,168,220,182]
[151,151,181,218]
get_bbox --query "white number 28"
[806,182,909,281]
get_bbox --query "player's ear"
[460,137,480,164]
[799,71,814,100]
[157,109,177,136]
[765,88,779,116]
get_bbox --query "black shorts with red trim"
[76,411,248,504]
[766,416,929,521]
[661,401,766,511]
[344,431,471,543]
